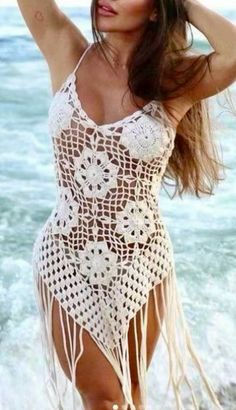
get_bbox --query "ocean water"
[0,5,236,410]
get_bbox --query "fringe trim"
[33,264,223,410]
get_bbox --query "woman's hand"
[179,0,236,102]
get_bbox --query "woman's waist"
[54,182,161,206]
[31,191,173,256]
[37,227,173,258]
[46,206,172,250]
[49,200,164,228]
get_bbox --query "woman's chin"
[95,21,117,33]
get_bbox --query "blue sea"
[0,5,236,410]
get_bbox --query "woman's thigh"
[128,276,167,384]
[50,294,125,403]
[38,274,166,406]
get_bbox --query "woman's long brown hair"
[90,0,235,199]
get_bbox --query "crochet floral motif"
[121,115,169,161]
[49,187,80,235]
[76,240,118,285]
[115,200,156,243]
[48,91,74,136]
[74,147,119,198]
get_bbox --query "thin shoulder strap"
[72,43,93,75]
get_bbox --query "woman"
[17,0,236,408]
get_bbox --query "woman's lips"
[97,5,118,17]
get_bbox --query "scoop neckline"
[49,69,176,135]
[70,72,158,128]
[50,71,157,129]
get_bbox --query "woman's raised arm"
[17,0,88,94]
[17,0,76,62]
[182,0,236,103]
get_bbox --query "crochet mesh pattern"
[32,43,222,410]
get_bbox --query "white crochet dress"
[32,43,222,410]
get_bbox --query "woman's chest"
[48,82,176,165]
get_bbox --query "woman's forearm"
[184,0,236,60]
